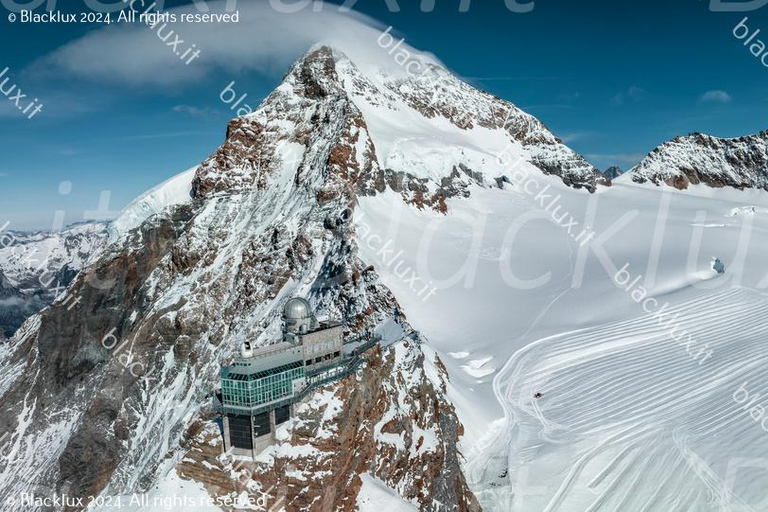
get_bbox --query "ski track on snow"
[480,286,768,512]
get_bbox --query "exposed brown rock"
[178,343,481,512]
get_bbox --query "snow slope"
[356,173,768,511]
[108,167,196,241]
[481,286,768,511]
[358,474,419,512]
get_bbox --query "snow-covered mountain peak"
[628,129,768,190]
[192,45,608,205]
[329,45,608,192]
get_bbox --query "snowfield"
[356,176,768,511]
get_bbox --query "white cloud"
[30,1,438,87]
[699,90,732,104]
[611,86,645,106]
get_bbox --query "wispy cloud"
[586,153,646,165]
[28,2,428,88]
[611,86,645,106]
[114,131,215,142]
[172,104,222,119]
[463,76,560,81]
[0,87,107,119]
[559,130,597,143]
[0,172,9,178]
[699,90,732,104]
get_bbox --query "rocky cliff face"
[177,342,480,512]
[0,47,489,511]
[603,166,624,180]
[629,130,768,190]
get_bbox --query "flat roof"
[227,342,303,376]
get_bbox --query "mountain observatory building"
[216,297,346,457]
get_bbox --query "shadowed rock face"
[0,210,193,504]
[603,166,624,180]
[630,130,768,191]
[0,46,481,511]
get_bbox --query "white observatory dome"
[284,297,312,320]
[283,297,317,336]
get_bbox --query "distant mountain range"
[0,222,107,339]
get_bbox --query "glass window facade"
[275,404,290,425]
[228,414,253,449]
[221,361,305,408]
[253,412,270,437]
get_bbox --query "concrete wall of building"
[301,325,344,369]
[223,413,231,452]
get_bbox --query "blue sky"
[1,0,767,230]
